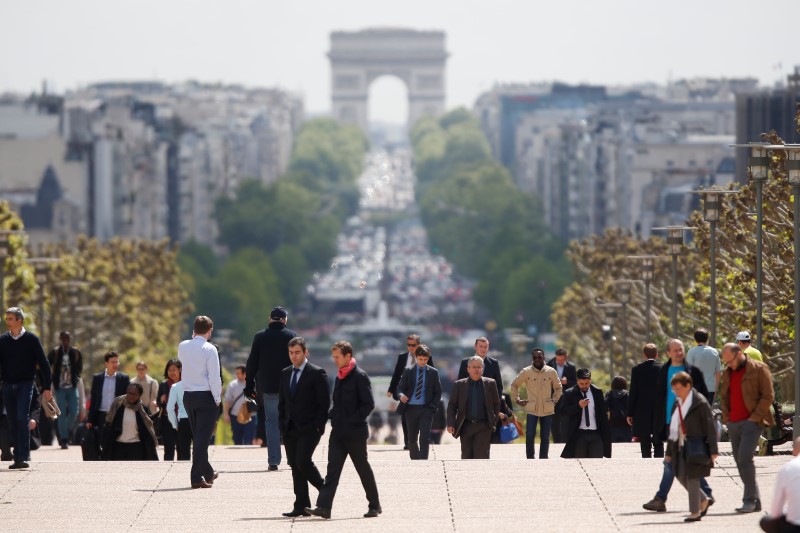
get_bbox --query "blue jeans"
[262,394,281,465]
[54,387,79,442]
[231,415,257,445]
[2,381,34,464]
[525,414,552,459]
[657,456,713,501]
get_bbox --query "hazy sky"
[2,0,798,123]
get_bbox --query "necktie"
[415,368,423,399]
[290,368,299,396]
[582,390,590,427]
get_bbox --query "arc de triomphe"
[328,28,448,130]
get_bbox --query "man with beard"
[560,368,611,459]
[510,347,562,459]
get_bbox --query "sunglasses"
[407,343,418,347]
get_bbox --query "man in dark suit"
[307,341,381,520]
[560,368,612,459]
[447,355,501,459]
[386,334,434,450]
[86,351,130,441]
[396,344,441,460]
[457,337,503,399]
[627,343,664,458]
[547,347,577,443]
[278,337,330,518]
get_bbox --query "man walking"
[0,307,52,469]
[86,351,130,447]
[224,365,256,445]
[278,337,329,517]
[547,347,577,443]
[387,334,434,450]
[179,316,222,489]
[686,328,721,403]
[447,355,501,459]
[510,347,562,459]
[396,344,441,460]
[719,342,775,513]
[245,306,296,471]
[47,331,82,449]
[736,331,764,362]
[627,343,664,458]
[307,341,381,519]
[130,361,160,416]
[560,368,611,459]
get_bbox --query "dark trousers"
[405,405,433,459]
[183,391,216,484]
[610,426,631,443]
[639,433,665,458]
[92,411,109,446]
[459,420,492,459]
[176,418,192,461]
[400,413,409,447]
[110,441,144,460]
[0,415,12,460]
[161,416,178,461]
[317,433,380,511]
[525,414,552,459]
[231,416,257,445]
[285,426,323,511]
[760,515,800,533]
[573,430,604,458]
[552,411,566,443]
[2,381,34,464]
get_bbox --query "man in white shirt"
[178,316,222,489]
[224,365,256,445]
[760,437,800,532]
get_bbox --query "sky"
[1,0,799,124]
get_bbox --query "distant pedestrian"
[47,331,82,449]
[224,365,256,445]
[547,347,577,443]
[606,376,631,443]
[735,331,764,362]
[387,334,434,450]
[166,379,192,460]
[686,328,721,403]
[101,383,159,461]
[510,347,562,459]
[628,343,663,458]
[87,351,130,438]
[447,355,501,459]
[396,344,441,460]
[560,368,612,459]
[156,359,182,461]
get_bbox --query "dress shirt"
[100,372,118,412]
[555,364,565,380]
[770,454,800,525]
[167,381,188,429]
[10,327,26,340]
[404,352,415,369]
[178,336,222,404]
[408,365,427,406]
[578,389,598,430]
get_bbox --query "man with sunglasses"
[387,334,434,450]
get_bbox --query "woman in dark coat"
[157,359,181,460]
[665,371,719,522]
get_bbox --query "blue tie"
[290,368,300,396]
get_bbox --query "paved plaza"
[0,441,791,532]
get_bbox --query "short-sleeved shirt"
[686,344,721,394]
[743,346,763,362]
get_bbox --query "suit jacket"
[278,362,330,435]
[388,352,435,399]
[457,356,503,396]
[546,359,577,393]
[627,358,662,438]
[653,361,709,440]
[560,384,612,458]
[395,365,442,416]
[328,364,374,439]
[88,372,130,423]
[446,377,500,438]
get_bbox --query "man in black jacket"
[245,306,296,470]
[386,334,434,449]
[643,339,712,513]
[307,341,381,520]
[627,343,664,458]
[0,307,53,469]
[48,331,83,449]
[87,351,130,433]
[457,337,502,401]
[547,347,577,443]
[560,368,612,458]
[278,337,330,518]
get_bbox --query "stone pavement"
[0,441,791,532]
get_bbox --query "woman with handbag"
[665,371,719,522]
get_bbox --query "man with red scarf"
[306,341,381,520]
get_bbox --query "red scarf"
[337,358,357,380]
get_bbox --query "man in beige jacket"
[510,348,562,459]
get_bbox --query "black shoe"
[684,514,702,522]
[60,441,68,450]
[282,510,311,517]
[213,471,219,480]
[700,498,710,517]
[305,507,331,519]
[191,479,213,489]
[268,464,278,472]
[735,501,759,513]
[364,507,382,518]
[9,462,29,470]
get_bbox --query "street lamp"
[627,255,659,342]
[27,257,59,348]
[614,280,636,377]
[786,147,800,440]
[597,302,622,377]
[653,226,694,338]
[690,189,738,349]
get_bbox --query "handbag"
[510,414,524,436]
[678,402,710,465]
[499,417,520,443]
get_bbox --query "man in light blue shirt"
[686,328,721,404]
[178,315,221,489]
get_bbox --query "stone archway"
[328,28,448,131]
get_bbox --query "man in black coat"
[643,338,712,513]
[48,331,83,449]
[457,337,502,400]
[86,351,130,445]
[627,343,664,458]
[307,341,381,520]
[244,306,296,470]
[386,334,434,449]
[396,344,442,460]
[278,337,330,518]
[560,368,612,459]
[547,347,577,443]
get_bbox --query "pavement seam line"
[578,459,622,532]
[0,468,32,503]
[128,462,174,531]
[440,461,456,532]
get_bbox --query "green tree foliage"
[0,201,38,331]
[410,109,570,330]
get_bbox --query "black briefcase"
[80,427,101,461]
